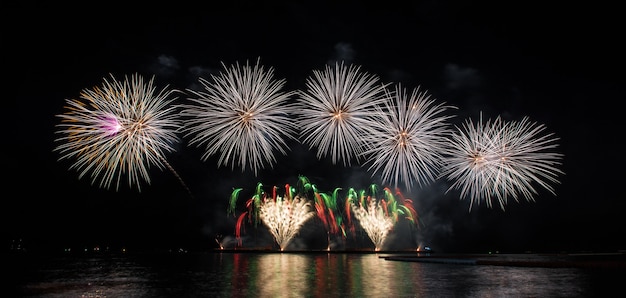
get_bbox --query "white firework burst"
[180,58,299,175]
[362,84,456,191]
[54,73,182,192]
[440,113,564,210]
[295,61,389,166]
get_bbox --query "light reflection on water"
[8,252,621,297]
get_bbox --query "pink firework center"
[101,115,122,135]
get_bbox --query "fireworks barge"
[381,252,626,269]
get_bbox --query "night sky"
[3,1,624,254]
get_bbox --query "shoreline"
[6,248,626,269]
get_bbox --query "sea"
[6,250,625,297]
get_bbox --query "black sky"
[2,1,624,253]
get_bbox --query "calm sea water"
[6,251,623,297]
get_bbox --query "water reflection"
[256,254,312,297]
[225,253,427,297]
[346,254,423,297]
[220,253,604,297]
[12,252,619,297]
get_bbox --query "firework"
[53,73,185,192]
[259,194,316,251]
[295,61,389,166]
[439,113,564,210]
[229,180,316,250]
[345,185,418,251]
[362,84,456,191]
[228,183,267,246]
[297,176,346,250]
[180,58,299,175]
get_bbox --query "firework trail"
[296,176,346,250]
[295,61,389,166]
[439,113,564,210]
[228,183,266,246]
[362,84,456,191]
[54,73,190,194]
[180,58,299,176]
[345,184,418,251]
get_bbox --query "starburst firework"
[295,61,389,166]
[53,73,183,192]
[440,113,564,210]
[180,58,299,175]
[362,84,456,191]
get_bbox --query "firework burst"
[53,73,185,192]
[180,58,299,175]
[362,84,456,191]
[295,61,389,166]
[345,184,418,251]
[229,180,316,250]
[259,194,316,251]
[439,113,564,210]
